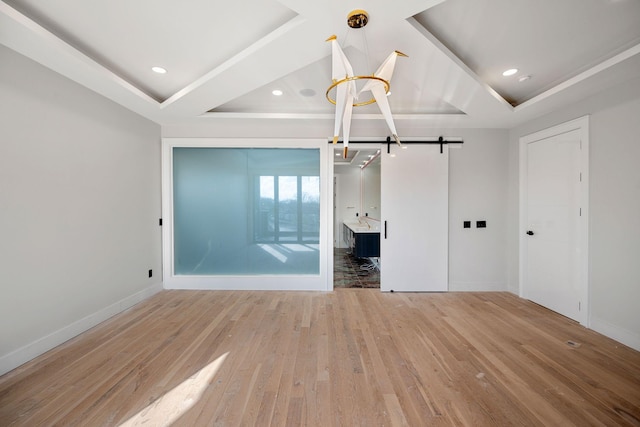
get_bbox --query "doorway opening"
[330,139,451,291]
[334,248,380,288]
[333,144,381,288]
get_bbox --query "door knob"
[526,230,534,236]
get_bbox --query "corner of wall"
[590,317,640,352]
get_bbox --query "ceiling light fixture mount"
[327,10,407,158]
[347,10,369,29]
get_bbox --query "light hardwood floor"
[1,290,639,426]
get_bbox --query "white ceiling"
[1,0,639,130]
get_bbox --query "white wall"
[362,162,381,220]
[334,167,361,248]
[166,126,511,291]
[448,130,509,291]
[0,45,162,374]
[508,76,640,350]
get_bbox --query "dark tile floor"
[333,248,380,288]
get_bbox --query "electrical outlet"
[463,221,471,228]
[477,220,486,228]
[148,269,153,278]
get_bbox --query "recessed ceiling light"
[272,89,283,96]
[518,75,532,82]
[335,152,341,157]
[152,66,167,74]
[502,68,518,77]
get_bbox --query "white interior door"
[524,128,584,321]
[380,144,448,292]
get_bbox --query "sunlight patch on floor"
[119,352,228,426]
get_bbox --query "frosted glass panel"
[278,176,298,241]
[173,148,320,275]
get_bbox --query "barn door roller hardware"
[328,136,463,154]
[385,136,463,154]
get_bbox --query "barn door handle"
[384,221,387,239]
[526,230,534,236]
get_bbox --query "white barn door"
[380,144,448,292]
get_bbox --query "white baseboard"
[589,316,640,352]
[448,281,507,292]
[0,282,163,376]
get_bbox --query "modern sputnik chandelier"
[326,10,407,158]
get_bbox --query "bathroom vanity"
[343,221,380,258]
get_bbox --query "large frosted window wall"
[173,148,320,275]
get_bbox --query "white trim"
[327,142,335,291]
[515,43,640,112]
[161,138,331,291]
[405,16,514,112]
[590,317,640,352]
[162,15,307,108]
[519,116,590,326]
[198,112,467,121]
[0,282,163,376]
[448,282,507,292]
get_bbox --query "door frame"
[519,116,590,326]
[162,138,332,291]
